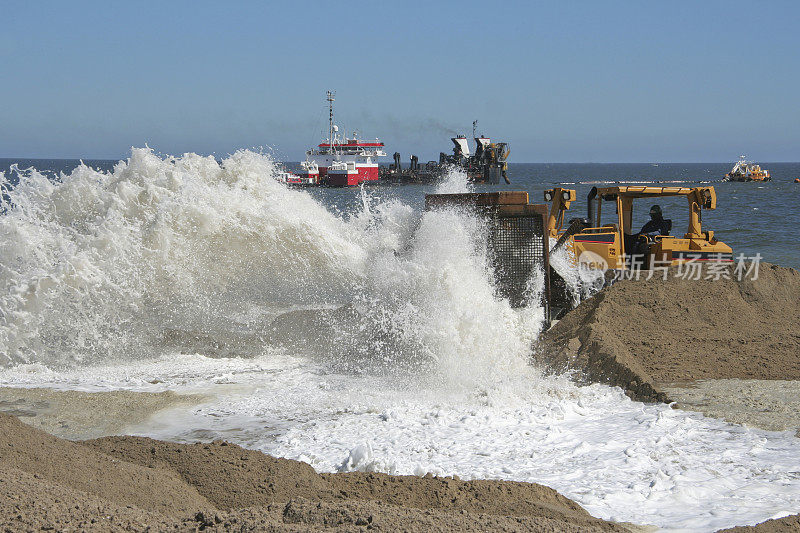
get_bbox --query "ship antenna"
[472,120,477,139]
[327,90,335,155]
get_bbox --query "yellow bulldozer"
[544,185,734,319]
[423,186,734,323]
[545,185,733,270]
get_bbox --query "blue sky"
[2,1,798,162]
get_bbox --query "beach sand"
[536,263,800,406]
[718,514,800,532]
[532,263,800,530]
[0,412,638,532]
[535,262,800,442]
[2,401,795,532]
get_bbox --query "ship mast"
[327,90,335,155]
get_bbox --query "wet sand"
[661,379,800,437]
[0,387,206,440]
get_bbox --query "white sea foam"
[1,353,798,532]
[1,150,798,531]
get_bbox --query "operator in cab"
[637,205,672,236]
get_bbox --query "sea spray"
[549,238,606,306]
[0,149,544,390]
[0,149,366,366]
[434,164,473,195]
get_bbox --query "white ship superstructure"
[305,91,386,187]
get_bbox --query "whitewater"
[1,148,798,531]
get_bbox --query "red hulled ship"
[305,91,386,187]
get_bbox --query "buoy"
[794,178,800,183]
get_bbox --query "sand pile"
[0,414,628,532]
[0,415,210,519]
[536,263,800,403]
[719,514,800,532]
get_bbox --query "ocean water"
[4,158,800,270]
[1,151,799,531]
[310,161,800,271]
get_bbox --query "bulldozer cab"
[546,185,733,270]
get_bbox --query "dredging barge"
[380,127,511,185]
[724,156,771,182]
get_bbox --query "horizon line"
[2,156,799,165]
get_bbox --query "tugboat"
[724,156,771,182]
[304,91,386,187]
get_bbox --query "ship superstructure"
[438,132,510,184]
[380,128,510,185]
[305,91,386,187]
[725,156,771,182]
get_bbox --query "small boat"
[277,160,320,187]
[724,156,771,182]
[291,160,320,186]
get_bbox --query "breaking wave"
[0,148,544,387]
